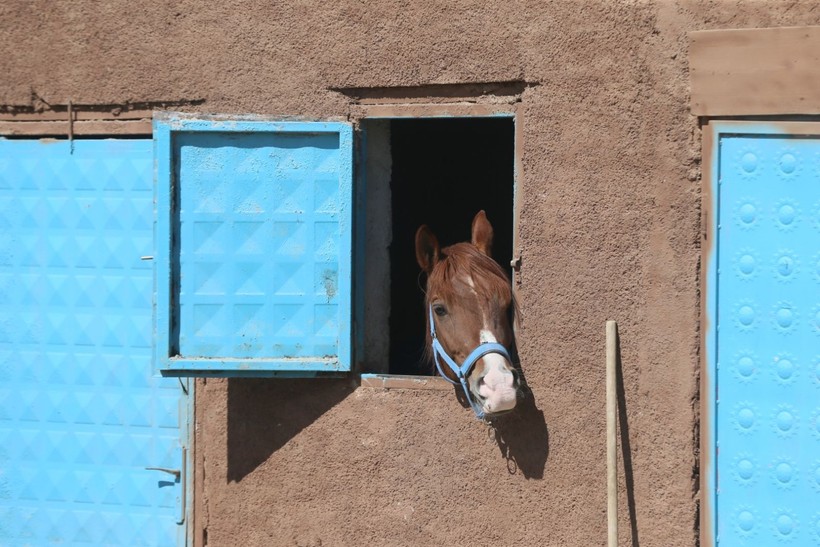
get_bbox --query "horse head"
[415,210,520,418]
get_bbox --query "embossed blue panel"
[0,139,185,546]
[154,117,352,374]
[714,131,820,545]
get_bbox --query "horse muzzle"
[476,355,518,414]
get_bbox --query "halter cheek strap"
[429,305,512,420]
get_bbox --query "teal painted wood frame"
[153,113,353,377]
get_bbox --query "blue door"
[709,124,820,545]
[0,139,190,546]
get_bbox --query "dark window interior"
[388,118,514,375]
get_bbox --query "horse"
[415,210,521,419]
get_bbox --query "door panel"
[0,139,187,546]
[713,128,820,545]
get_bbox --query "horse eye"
[433,304,448,317]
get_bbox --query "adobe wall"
[3,2,819,545]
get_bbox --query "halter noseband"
[429,305,513,420]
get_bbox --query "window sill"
[360,374,452,391]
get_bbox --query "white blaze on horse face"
[463,273,517,414]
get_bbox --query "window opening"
[359,117,515,375]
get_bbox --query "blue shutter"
[154,115,353,375]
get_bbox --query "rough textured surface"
[4,2,820,546]
[690,26,820,115]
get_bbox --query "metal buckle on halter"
[428,305,513,419]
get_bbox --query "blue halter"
[429,305,513,420]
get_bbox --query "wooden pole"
[606,320,618,547]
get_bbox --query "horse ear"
[415,225,440,274]
[471,210,493,256]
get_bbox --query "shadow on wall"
[615,330,640,547]
[488,378,550,480]
[227,378,355,482]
